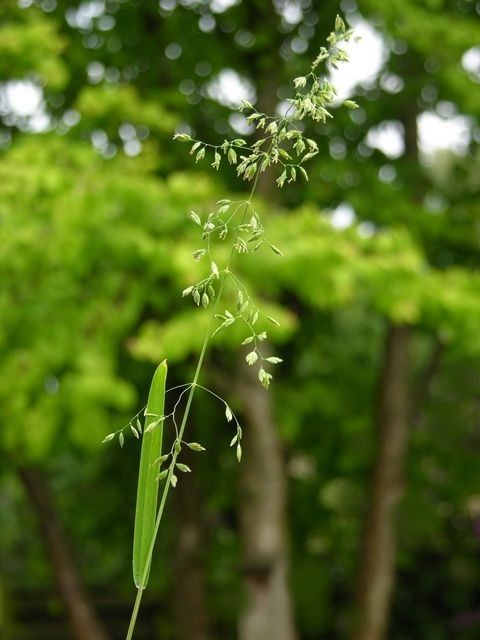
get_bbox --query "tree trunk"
[231,18,296,636]
[352,324,412,640]
[0,578,12,640]
[17,465,110,640]
[236,364,297,640]
[173,435,211,640]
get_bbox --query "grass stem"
[125,180,258,640]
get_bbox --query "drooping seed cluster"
[174,15,357,390]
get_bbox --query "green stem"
[124,22,355,633]
[125,288,220,640]
[125,178,259,640]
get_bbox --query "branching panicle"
[110,17,358,640]
[174,16,357,388]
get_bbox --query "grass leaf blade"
[132,360,167,589]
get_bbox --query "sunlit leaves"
[0,9,68,89]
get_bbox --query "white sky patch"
[66,0,105,29]
[4,81,43,117]
[276,0,303,26]
[206,69,256,109]
[462,46,480,81]
[329,17,388,102]
[210,0,239,13]
[366,120,405,159]
[28,111,51,132]
[329,202,356,229]
[1,81,50,132]
[418,111,473,154]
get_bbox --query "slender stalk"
[124,17,356,626]
[125,181,259,640]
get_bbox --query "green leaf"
[298,166,309,181]
[279,148,292,160]
[276,171,287,188]
[156,469,169,482]
[182,286,194,297]
[144,416,165,433]
[190,211,201,225]
[130,425,140,439]
[173,133,193,142]
[294,138,306,154]
[264,356,283,364]
[266,315,281,326]
[240,100,253,111]
[186,442,206,452]
[133,360,168,589]
[245,163,257,180]
[335,14,345,32]
[269,243,284,256]
[293,76,307,89]
[212,151,221,170]
[258,368,272,389]
[192,249,206,262]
